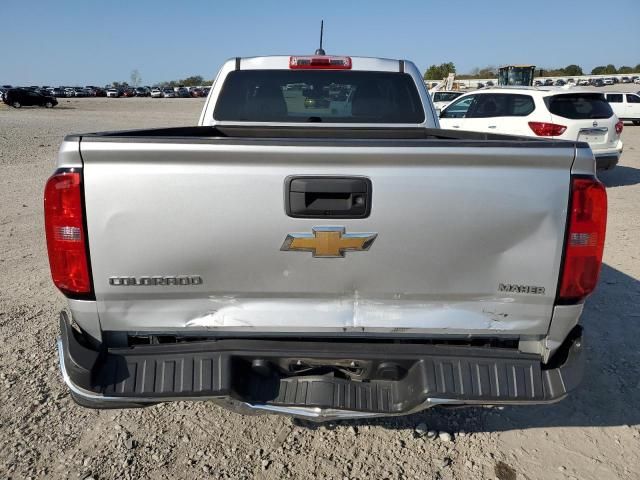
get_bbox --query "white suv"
[439,87,624,169]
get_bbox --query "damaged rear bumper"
[57,312,584,421]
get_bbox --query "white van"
[604,92,640,125]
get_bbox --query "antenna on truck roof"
[315,20,326,55]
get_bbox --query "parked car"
[64,87,75,97]
[150,88,163,98]
[190,88,204,98]
[135,87,150,97]
[634,77,640,85]
[122,88,136,97]
[603,78,614,86]
[177,87,191,98]
[162,88,176,98]
[50,88,66,98]
[93,88,107,97]
[555,79,566,86]
[50,54,599,419]
[578,79,590,86]
[621,77,631,84]
[604,92,640,125]
[593,79,605,87]
[106,89,120,98]
[430,90,464,111]
[74,88,89,97]
[439,87,623,169]
[533,80,543,87]
[3,88,57,108]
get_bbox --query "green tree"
[457,66,497,79]
[562,64,583,76]
[182,75,204,86]
[543,67,565,76]
[423,62,456,80]
[591,66,607,75]
[604,64,617,74]
[617,66,633,74]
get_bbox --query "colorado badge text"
[108,275,203,286]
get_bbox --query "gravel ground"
[0,95,639,480]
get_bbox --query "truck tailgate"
[80,137,573,337]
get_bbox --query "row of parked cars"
[104,86,210,98]
[1,83,213,107]
[534,76,640,87]
[147,86,210,98]
[0,84,212,103]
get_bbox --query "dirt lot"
[0,96,639,480]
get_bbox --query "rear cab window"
[545,93,613,119]
[213,70,425,123]
[606,94,623,103]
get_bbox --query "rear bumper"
[593,140,623,170]
[57,312,584,421]
[594,154,619,170]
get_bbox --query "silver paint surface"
[77,139,576,338]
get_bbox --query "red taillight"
[559,177,607,302]
[44,170,92,296]
[289,55,352,70]
[528,121,567,137]
[615,120,623,135]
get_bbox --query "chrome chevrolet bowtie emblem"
[281,227,377,258]
[593,121,598,127]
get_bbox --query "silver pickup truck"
[47,55,607,421]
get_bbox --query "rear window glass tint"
[606,94,623,103]
[466,94,534,118]
[510,95,535,116]
[627,94,640,104]
[214,70,425,123]
[545,93,613,119]
[469,94,509,117]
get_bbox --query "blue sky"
[2,0,638,86]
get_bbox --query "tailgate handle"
[285,176,372,218]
